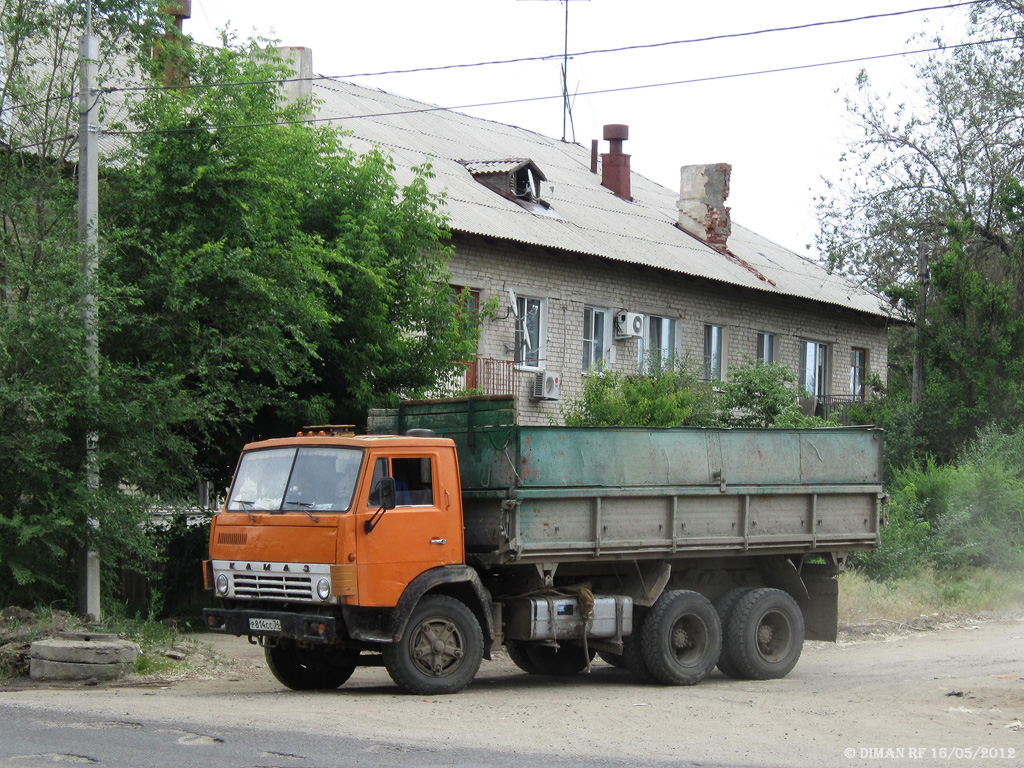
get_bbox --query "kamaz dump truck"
[203,396,884,694]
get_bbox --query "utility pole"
[78,2,101,621]
[911,237,928,407]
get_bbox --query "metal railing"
[800,395,864,424]
[476,357,518,397]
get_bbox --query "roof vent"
[461,159,560,218]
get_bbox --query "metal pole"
[78,5,101,621]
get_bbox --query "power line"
[103,0,985,96]
[96,35,1020,143]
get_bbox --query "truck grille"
[231,573,313,601]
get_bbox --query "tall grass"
[839,567,1024,624]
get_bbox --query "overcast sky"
[185,1,973,257]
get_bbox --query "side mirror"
[378,476,396,511]
[364,476,396,535]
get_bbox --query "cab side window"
[367,457,434,507]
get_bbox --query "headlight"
[216,573,229,595]
[316,578,331,600]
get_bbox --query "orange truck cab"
[203,430,497,695]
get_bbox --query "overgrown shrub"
[562,360,718,427]
[858,425,1024,579]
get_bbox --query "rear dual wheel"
[723,588,804,680]
[640,590,721,686]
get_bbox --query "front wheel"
[384,595,483,695]
[264,641,356,691]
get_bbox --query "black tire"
[640,590,721,686]
[505,638,543,674]
[383,595,483,695]
[725,588,805,680]
[714,587,754,678]
[525,642,595,676]
[264,641,356,691]
[622,605,656,684]
[596,650,626,668]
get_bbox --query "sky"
[184,0,975,258]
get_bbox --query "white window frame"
[703,324,724,381]
[757,332,777,364]
[850,347,868,401]
[799,340,830,398]
[638,315,677,371]
[514,295,545,370]
[583,305,612,373]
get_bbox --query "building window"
[639,315,677,371]
[850,348,868,401]
[800,340,830,398]
[757,332,776,364]
[704,324,724,381]
[515,295,544,369]
[583,306,610,372]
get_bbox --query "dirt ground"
[2,614,1023,767]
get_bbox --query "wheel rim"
[754,609,793,664]
[410,616,466,677]
[669,614,709,667]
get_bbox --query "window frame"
[514,295,545,370]
[850,347,868,401]
[638,314,678,371]
[799,339,831,398]
[756,332,777,364]
[703,324,724,381]
[583,305,612,373]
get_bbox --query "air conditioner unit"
[615,311,644,339]
[531,371,561,401]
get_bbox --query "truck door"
[356,451,463,607]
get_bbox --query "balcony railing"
[800,395,864,424]
[474,357,518,397]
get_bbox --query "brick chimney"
[677,163,731,250]
[261,46,314,109]
[600,124,632,201]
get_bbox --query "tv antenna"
[518,0,590,143]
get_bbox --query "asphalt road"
[1,616,1022,768]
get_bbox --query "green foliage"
[854,426,1024,580]
[717,358,833,428]
[818,5,1024,463]
[1,18,474,605]
[562,360,717,427]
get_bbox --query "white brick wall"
[449,234,890,426]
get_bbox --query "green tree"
[0,1,165,605]
[817,2,1024,461]
[105,37,476,482]
[1,16,476,605]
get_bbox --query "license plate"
[249,618,281,632]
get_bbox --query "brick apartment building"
[288,48,893,425]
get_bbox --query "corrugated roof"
[314,79,892,319]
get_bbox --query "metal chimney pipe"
[600,124,631,201]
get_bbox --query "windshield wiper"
[232,500,257,523]
[285,500,320,523]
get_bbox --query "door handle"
[430,538,447,545]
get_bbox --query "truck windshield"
[227,447,364,513]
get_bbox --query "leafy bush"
[562,360,718,427]
[858,425,1024,580]
[717,358,834,428]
